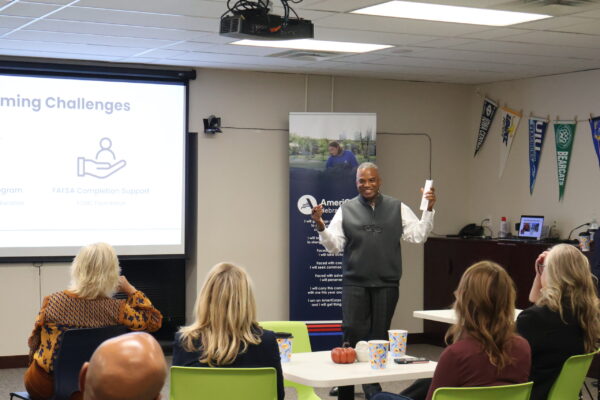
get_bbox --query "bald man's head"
[79,332,167,400]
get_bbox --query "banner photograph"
[288,112,376,350]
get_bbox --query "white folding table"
[413,308,522,324]
[282,350,437,400]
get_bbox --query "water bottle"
[549,220,558,239]
[499,217,509,238]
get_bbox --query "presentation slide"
[0,74,187,258]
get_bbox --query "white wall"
[0,265,39,356]
[0,263,70,356]
[466,69,600,238]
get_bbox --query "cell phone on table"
[394,357,429,364]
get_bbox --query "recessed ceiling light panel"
[232,39,393,53]
[352,1,551,26]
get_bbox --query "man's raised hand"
[311,204,326,231]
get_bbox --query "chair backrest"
[259,321,312,353]
[52,325,129,400]
[170,366,277,400]
[432,381,533,400]
[259,321,320,400]
[546,349,599,400]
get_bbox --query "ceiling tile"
[414,37,474,48]
[500,30,600,49]
[0,38,145,56]
[199,43,286,56]
[128,48,190,59]
[75,0,224,18]
[170,51,312,67]
[10,29,175,47]
[327,53,389,63]
[52,7,217,32]
[19,0,78,5]
[459,28,531,40]
[570,8,600,18]
[0,2,61,18]
[401,46,596,68]
[159,41,218,52]
[25,19,202,41]
[370,54,532,73]
[0,46,121,61]
[552,19,600,35]
[455,39,600,59]
[0,15,33,29]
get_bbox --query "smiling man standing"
[311,162,436,399]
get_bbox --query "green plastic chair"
[260,321,321,400]
[546,349,600,400]
[432,381,533,400]
[170,366,277,400]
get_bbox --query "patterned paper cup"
[388,329,408,357]
[368,340,389,370]
[276,335,293,363]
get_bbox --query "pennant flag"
[528,117,548,195]
[553,121,576,201]
[474,98,498,156]
[590,116,600,168]
[499,107,522,178]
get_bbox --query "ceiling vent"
[268,49,343,62]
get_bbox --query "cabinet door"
[424,238,459,310]
[423,238,459,344]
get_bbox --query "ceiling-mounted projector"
[220,1,314,40]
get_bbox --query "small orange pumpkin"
[331,346,356,364]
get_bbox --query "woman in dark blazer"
[172,262,284,400]
[517,244,600,400]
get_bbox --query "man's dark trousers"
[342,285,399,398]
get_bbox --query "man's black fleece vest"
[341,194,403,287]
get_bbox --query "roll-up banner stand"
[289,112,376,350]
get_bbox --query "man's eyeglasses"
[363,224,382,233]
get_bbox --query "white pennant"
[499,107,522,178]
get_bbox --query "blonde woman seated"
[517,244,600,400]
[25,243,163,400]
[373,261,531,400]
[173,262,284,400]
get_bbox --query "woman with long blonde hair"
[373,261,530,400]
[172,262,284,400]
[517,243,600,400]
[24,242,162,400]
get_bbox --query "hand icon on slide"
[77,157,127,179]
